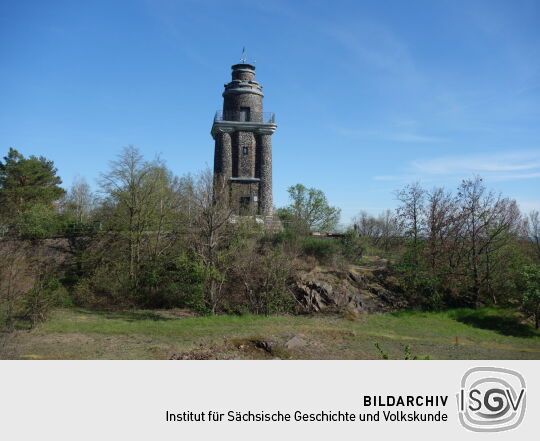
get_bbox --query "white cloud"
[411,151,540,176]
[489,172,540,181]
[519,200,540,213]
[372,150,540,183]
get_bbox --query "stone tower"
[211,62,276,217]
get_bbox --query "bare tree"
[396,182,426,277]
[352,210,400,251]
[65,176,95,223]
[457,176,523,306]
[378,209,401,251]
[189,169,234,313]
[424,187,457,273]
[396,182,425,245]
[353,211,382,239]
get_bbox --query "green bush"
[299,234,365,265]
[264,229,298,245]
[301,237,340,261]
[522,264,540,329]
[16,203,62,239]
[72,262,132,309]
[172,252,210,314]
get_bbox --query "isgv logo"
[457,367,526,432]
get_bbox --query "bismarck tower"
[211,60,276,218]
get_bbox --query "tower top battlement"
[231,63,256,71]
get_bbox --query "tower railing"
[214,110,275,124]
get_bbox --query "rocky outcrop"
[293,260,405,314]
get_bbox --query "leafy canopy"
[522,264,540,328]
[278,183,340,232]
[0,147,65,214]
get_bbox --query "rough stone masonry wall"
[258,133,273,215]
[213,130,232,177]
[235,131,256,177]
[223,92,262,116]
[232,69,255,81]
[230,181,259,215]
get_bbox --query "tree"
[278,184,340,232]
[16,203,61,239]
[100,146,177,283]
[527,210,540,260]
[395,182,426,291]
[188,170,235,313]
[522,264,540,329]
[424,187,457,273]
[353,210,381,239]
[396,182,425,253]
[0,148,65,219]
[64,176,95,223]
[377,209,401,251]
[352,209,400,252]
[74,147,187,307]
[457,176,523,307]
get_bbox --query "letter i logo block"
[457,367,526,432]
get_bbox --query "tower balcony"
[214,110,275,124]
[211,110,277,138]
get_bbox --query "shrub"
[522,264,540,329]
[338,231,365,263]
[72,261,132,309]
[23,274,63,328]
[225,245,296,315]
[301,237,340,262]
[172,252,210,314]
[16,203,62,239]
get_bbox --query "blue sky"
[1,0,539,223]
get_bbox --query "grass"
[2,307,540,360]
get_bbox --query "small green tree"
[278,184,340,232]
[522,264,540,329]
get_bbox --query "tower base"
[229,215,283,231]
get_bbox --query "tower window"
[242,146,249,155]
[239,107,250,121]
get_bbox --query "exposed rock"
[285,334,307,349]
[293,260,405,314]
